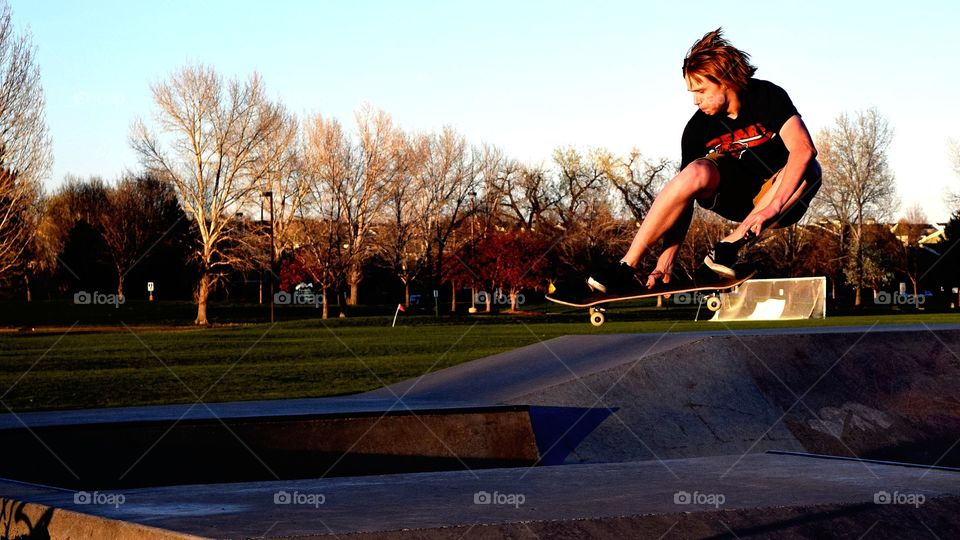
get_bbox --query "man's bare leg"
[587,160,717,293]
[622,160,719,267]
[645,202,694,287]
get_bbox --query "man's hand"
[646,251,676,288]
[739,204,779,239]
[646,270,669,289]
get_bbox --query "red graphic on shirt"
[705,124,775,159]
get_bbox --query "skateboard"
[546,265,756,326]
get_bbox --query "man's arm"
[738,114,817,237]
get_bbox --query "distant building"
[889,222,947,247]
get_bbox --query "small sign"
[147,282,155,292]
[433,290,439,298]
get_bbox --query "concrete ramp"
[516,329,960,466]
[373,327,960,467]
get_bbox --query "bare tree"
[600,149,673,222]
[302,114,351,315]
[814,108,898,305]
[0,1,52,282]
[379,132,429,305]
[498,160,559,230]
[251,105,305,263]
[131,65,284,325]
[552,146,607,228]
[417,128,485,310]
[304,106,402,306]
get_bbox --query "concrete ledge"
[1,497,207,539]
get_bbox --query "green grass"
[1,302,958,413]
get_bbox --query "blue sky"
[10,0,959,221]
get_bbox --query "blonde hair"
[682,28,757,93]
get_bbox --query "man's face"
[686,76,727,116]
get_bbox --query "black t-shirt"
[680,78,799,182]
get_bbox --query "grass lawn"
[1,299,958,413]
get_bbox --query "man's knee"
[673,159,719,198]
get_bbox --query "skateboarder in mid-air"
[587,28,821,295]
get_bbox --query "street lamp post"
[264,190,275,323]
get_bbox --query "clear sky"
[10,0,959,221]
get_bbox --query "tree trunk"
[855,286,861,307]
[510,287,518,311]
[24,274,31,303]
[117,271,125,300]
[195,272,212,326]
[912,278,919,309]
[349,282,359,305]
[322,286,329,320]
[404,281,410,306]
[450,281,457,313]
[347,265,360,305]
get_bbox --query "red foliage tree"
[473,229,550,311]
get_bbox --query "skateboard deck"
[546,265,756,325]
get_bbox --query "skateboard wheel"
[589,309,606,326]
[706,295,722,312]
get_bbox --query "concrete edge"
[1,497,210,540]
